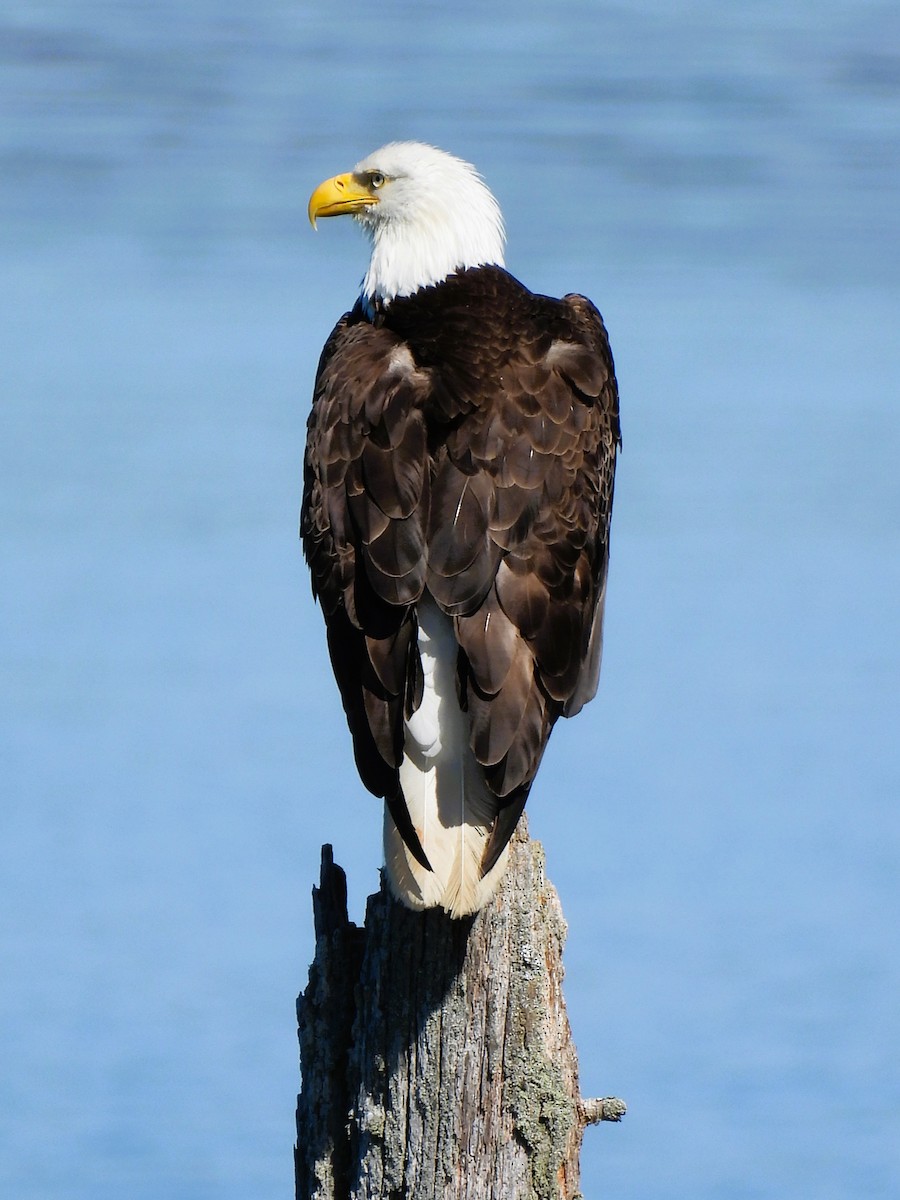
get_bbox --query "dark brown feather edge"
[481,791,529,875]
[385,793,433,871]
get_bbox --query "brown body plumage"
[302,261,620,914]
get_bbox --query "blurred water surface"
[2,2,898,1198]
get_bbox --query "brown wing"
[302,271,620,874]
[301,306,433,862]
[419,276,620,868]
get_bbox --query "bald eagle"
[302,143,620,917]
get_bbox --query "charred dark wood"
[295,819,624,1200]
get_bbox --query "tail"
[382,596,513,918]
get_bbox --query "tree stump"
[295,818,624,1200]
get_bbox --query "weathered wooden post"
[295,818,624,1200]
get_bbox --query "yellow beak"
[308,173,378,228]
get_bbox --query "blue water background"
[2,2,898,1197]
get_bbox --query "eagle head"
[308,141,506,308]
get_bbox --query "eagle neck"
[360,212,505,312]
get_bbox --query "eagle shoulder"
[302,306,432,619]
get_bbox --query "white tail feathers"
[385,752,511,918]
[383,595,511,918]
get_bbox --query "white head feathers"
[351,142,506,307]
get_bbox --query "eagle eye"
[369,171,385,190]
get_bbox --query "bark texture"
[296,819,622,1200]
